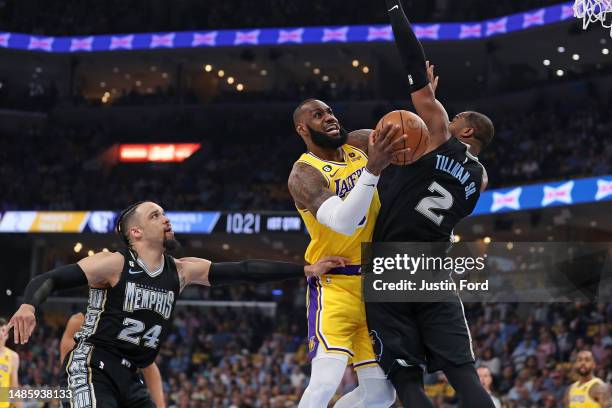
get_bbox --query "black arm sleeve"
[23,264,88,308]
[208,260,305,286]
[386,0,430,92]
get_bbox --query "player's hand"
[7,304,37,344]
[426,61,439,94]
[366,123,410,175]
[305,256,349,278]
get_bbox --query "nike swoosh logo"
[128,268,143,275]
[388,5,399,11]
[330,169,339,177]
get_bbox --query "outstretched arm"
[177,256,347,287]
[9,252,123,344]
[386,0,450,149]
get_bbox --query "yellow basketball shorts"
[306,269,378,369]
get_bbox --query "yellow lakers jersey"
[296,144,380,265]
[569,377,605,408]
[0,347,14,408]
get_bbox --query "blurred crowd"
[13,300,612,407]
[0,0,563,36]
[0,102,610,213]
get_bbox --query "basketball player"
[364,1,496,407]
[289,100,408,407]
[7,201,345,408]
[59,313,166,408]
[0,318,22,408]
[566,350,609,408]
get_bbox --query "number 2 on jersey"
[118,317,162,348]
[415,182,454,226]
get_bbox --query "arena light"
[161,72,168,78]
[557,46,565,53]
[74,242,83,253]
[543,59,551,66]
[313,67,321,75]
[352,59,359,67]
[150,66,157,72]
[452,234,461,243]
[119,143,201,163]
[322,75,329,82]
[236,83,244,91]
[135,80,142,87]
[99,81,106,88]
[260,69,267,76]
[556,69,565,77]
[362,66,370,74]
[204,64,212,72]
[603,48,610,55]
[572,54,580,61]
[227,76,235,84]
[87,250,95,256]
[483,236,492,244]
[217,69,225,77]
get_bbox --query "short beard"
[307,125,348,149]
[163,238,181,254]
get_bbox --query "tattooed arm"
[287,162,335,213]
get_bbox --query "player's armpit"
[176,258,212,288]
[77,251,124,288]
[410,84,450,150]
[347,129,372,154]
[288,162,335,213]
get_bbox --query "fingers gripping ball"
[374,110,430,165]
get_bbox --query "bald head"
[293,98,319,128]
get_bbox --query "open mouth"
[325,124,340,135]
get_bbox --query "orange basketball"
[374,110,430,165]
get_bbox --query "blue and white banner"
[0,3,575,53]
[473,175,612,215]
[0,174,609,233]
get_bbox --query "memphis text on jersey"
[123,282,174,319]
[435,154,477,199]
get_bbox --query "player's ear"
[296,123,308,138]
[460,127,474,139]
[130,227,143,240]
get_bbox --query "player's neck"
[309,145,344,162]
[578,373,593,384]
[132,243,164,271]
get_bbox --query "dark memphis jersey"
[374,137,484,242]
[75,248,180,368]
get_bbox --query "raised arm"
[386,0,450,150]
[8,252,123,344]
